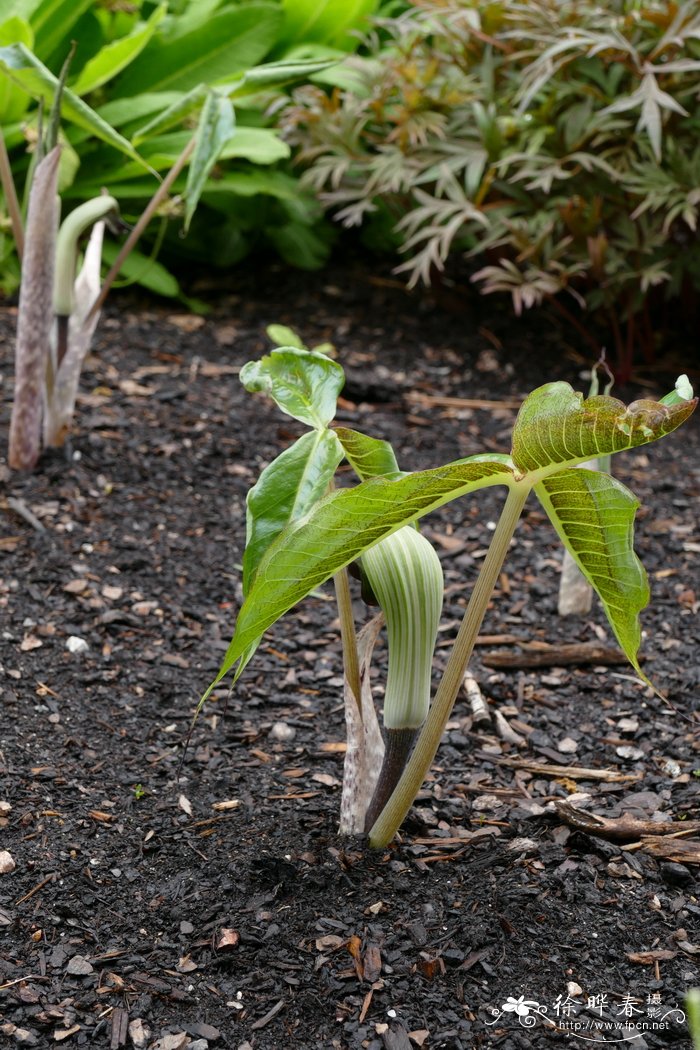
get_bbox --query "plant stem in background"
[0,130,24,260]
[368,483,529,848]
[86,135,196,323]
[334,565,362,713]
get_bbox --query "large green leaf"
[100,240,180,299]
[215,457,513,684]
[71,3,167,96]
[0,16,32,121]
[184,90,235,232]
[132,84,208,144]
[536,468,649,675]
[512,381,696,477]
[243,428,343,592]
[117,4,283,95]
[31,0,93,61]
[0,43,150,166]
[278,0,377,52]
[335,426,399,480]
[240,347,345,429]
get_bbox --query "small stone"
[557,736,578,754]
[66,636,89,655]
[0,800,12,815]
[180,920,194,935]
[188,1042,208,1050]
[269,721,295,742]
[616,745,644,761]
[186,1023,220,1041]
[617,716,639,734]
[472,794,504,813]
[567,981,583,997]
[0,850,16,873]
[660,862,693,887]
[65,954,93,975]
[127,1019,150,1048]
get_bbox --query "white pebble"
[0,851,16,874]
[66,636,89,655]
[270,721,295,742]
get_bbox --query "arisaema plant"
[205,349,695,847]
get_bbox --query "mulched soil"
[0,265,698,1050]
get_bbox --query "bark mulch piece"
[0,263,698,1049]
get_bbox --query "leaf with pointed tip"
[512,381,696,476]
[132,84,207,144]
[243,428,343,593]
[0,43,150,166]
[211,457,514,687]
[184,91,235,232]
[536,468,649,677]
[223,57,338,98]
[240,347,344,429]
[71,3,167,96]
[335,427,399,480]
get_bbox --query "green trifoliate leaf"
[335,427,399,480]
[184,90,235,233]
[211,456,513,686]
[536,469,649,677]
[362,526,443,729]
[240,347,345,429]
[512,381,696,477]
[243,428,343,593]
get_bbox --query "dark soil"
[0,265,699,1050]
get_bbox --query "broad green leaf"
[0,16,32,121]
[110,128,289,179]
[101,240,180,299]
[214,457,514,685]
[335,427,399,480]
[0,43,150,166]
[244,428,343,592]
[31,0,93,61]
[117,4,283,95]
[0,2,42,19]
[536,469,649,676]
[278,0,377,52]
[71,3,167,96]
[512,381,696,477]
[184,91,235,232]
[240,347,344,429]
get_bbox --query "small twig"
[0,129,24,259]
[7,497,46,533]
[462,671,490,725]
[492,709,525,746]
[250,999,285,1031]
[87,135,196,323]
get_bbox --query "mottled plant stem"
[368,484,529,848]
[334,565,362,713]
[364,727,416,833]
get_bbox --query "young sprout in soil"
[205,350,696,847]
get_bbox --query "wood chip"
[496,758,642,782]
[482,642,634,669]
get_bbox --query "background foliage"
[0,0,378,299]
[282,0,700,374]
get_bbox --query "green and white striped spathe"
[361,526,443,730]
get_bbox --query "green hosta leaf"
[184,90,235,232]
[244,428,343,593]
[512,381,696,477]
[0,43,150,166]
[71,3,167,96]
[278,0,377,52]
[335,427,399,480]
[240,347,344,429]
[101,240,180,299]
[213,457,513,686]
[117,3,282,95]
[536,468,649,676]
